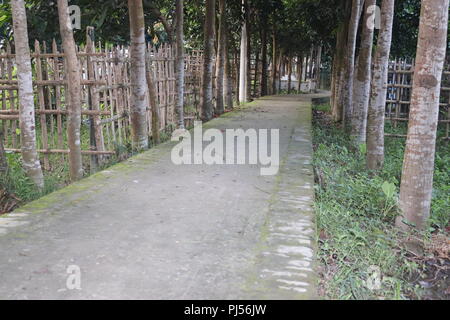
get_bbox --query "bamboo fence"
[0,35,204,171]
[1,35,449,174]
[386,58,450,140]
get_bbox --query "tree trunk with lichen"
[239,9,248,103]
[396,0,449,231]
[57,0,83,181]
[331,1,350,122]
[201,0,216,120]
[342,0,363,129]
[351,0,376,145]
[175,0,185,128]
[215,0,226,115]
[128,0,149,151]
[366,0,395,170]
[223,27,233,110]
[11,0,44,189]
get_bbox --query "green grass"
[312,108,449,300]
[0,152,66,203]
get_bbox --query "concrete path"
[0,94,326,300]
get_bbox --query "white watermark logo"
[66,264,81,290]
[67,2,81,31]
[367,5,381,30]
[171,121,280,176]
[365,265,382,290]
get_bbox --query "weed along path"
[0,93,328,300]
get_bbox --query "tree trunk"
[146,62,160,145]
[175,0,185,128]
[86,27,105,171]
[246,5,252,102]
[396,0,449,231]
[331,20,348,121]
[149,6,174,43]
[296,54,303,92]
[277,51,283,92]
[342,0,364,129]
[239,8,248,103]
[287,55,292,94]
[260,25,268,96]
[128,0,149,151]
[201,0,216,120]
[223,26,233,110]
[351,0,376,144]
[315,45,322,92]
[234,48,240,104]
[57,0,83,181]
[215,0,226,115]
[366,0,395,170]
[11,0,44,189]
[330,52,337,108]
[253,49,260,97]
[308,47,314,79]
[333,0,351,122]
[271,32,277,95]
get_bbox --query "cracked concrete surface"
[0,94,327,300]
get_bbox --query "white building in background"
[279,74,317,93]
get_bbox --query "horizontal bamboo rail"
[4,148,115,155]
[385,58,450,140]
[0,38,205,170]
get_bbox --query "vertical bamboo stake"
[1,52,8,141]
[86,27,104,171]
[34,40,50,170]
[52,40,64,155]
[146,54,160,144]
[6,44,17,148]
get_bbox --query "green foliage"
[1,152,65,203]
[312,103,331,113]
[312,112,430,300]
[0,0,174,46]
[383,121,450,230]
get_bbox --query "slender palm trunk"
[57,0,83,181]
[175,0,185,128]
[128,0,149,151]
[366,0,395,170]
[201,0,216,120]
[215,0,226,115]
[351,0,376,144]
[396,0,449,231]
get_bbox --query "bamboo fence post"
[34,40,50,170]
